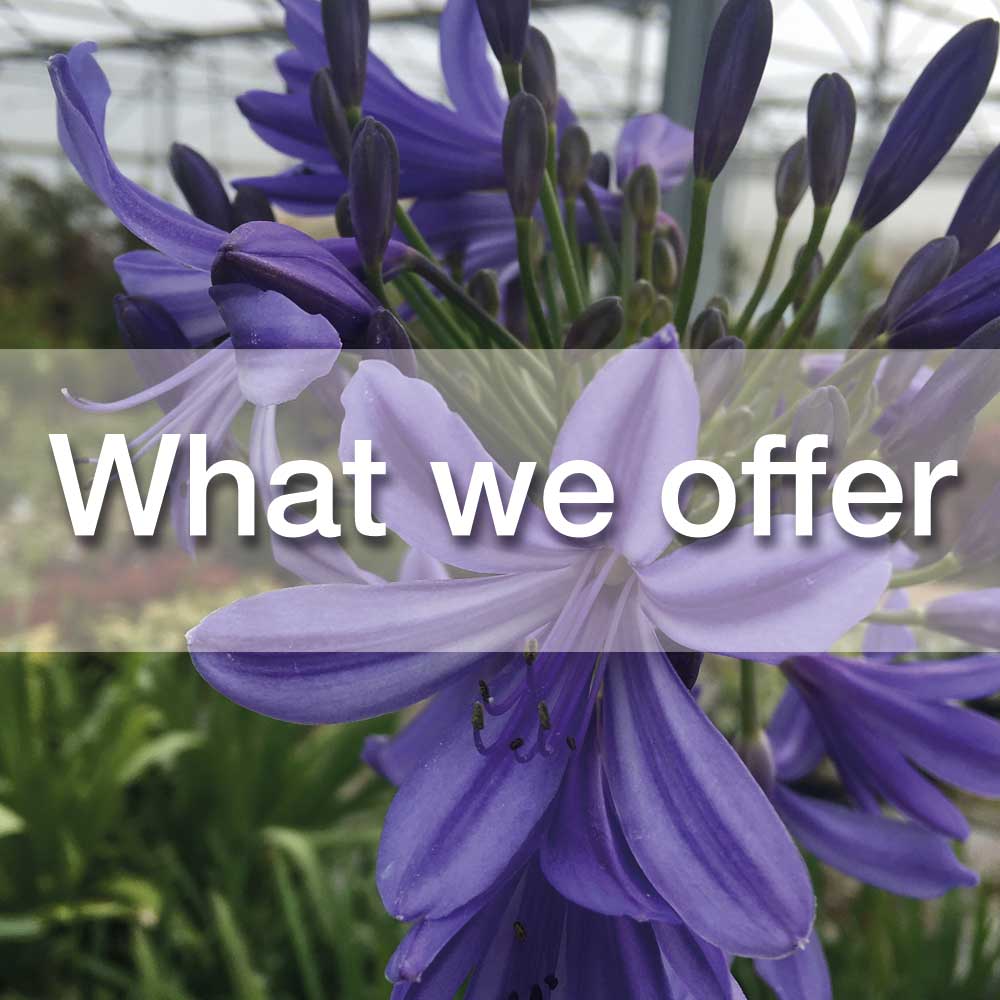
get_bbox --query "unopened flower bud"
[311,68,353,175]
[925,591,1000,649]
[557,125,592,199]
[231,186,275,226]
[693,0,774,181]
[349,117,399,271]
[852,19,999,231]
[705,295,731,324]
[948,144,1000,269]
[625,165,660,231]
[737,730,776,796]
[650,295,674,331]
[564,296,624,350]
[476,0,530,66]
[468,269,501,317]
[652,238,678,293]
[335,193,354,237]
[775,137,808,219]
[689,306,728,349]
[625,280,656,329]
[696,335,745,417]
[849,304,887,349]
[807,73,856,208]
[168,143,232,231]
[321,0,370,111]
[588,151,611,189]
[522,27,558,122]
[503,92,548,218]
[790,386,849,460]
[883,236,960,330]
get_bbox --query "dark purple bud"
[231,187,275,227]
[522,27,558,122]
[168,143,232,231]
[652,238,678,293]
[115,296,195,411]
[853,19,999,231]
[696,336,745,418]
[468,269,501,317]
[954,483,1000,569]
[689,306,728,350]
[889,243,1000,348]
[564,296,624,349]
[476,0,531,66]
[320,0,370,110]
[588,151,611,189]
[503,92,548,218]
[311,68,353,175]
[925,591,1000,649]
[774,137,808,219]
[849,304,887,349]
[625,165,660,231]
[948,144,1000,270]
[557,125,591,199]
[883,236,959,330]
[807,73,856,208]
[349,117,400,271]
[693,0,773,181]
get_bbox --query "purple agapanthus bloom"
[189,344,894,957]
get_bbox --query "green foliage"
[0,653,402,999]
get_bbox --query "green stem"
[620,200,636,301]
[775,221,864,349]
[394,203,437,261]
[366,262,390,307]
[395,272,473,349]
[890,553,962,589]
[865,609,927,627]
[734,216,788,337]
[540,174,586,319]
[580,185,622,285]
[540,255,562,341]
[639,227,654,284]
[673,177,712,334]
[515,216,551,348]
[740,660,759,740]
[502,62,523,98]
[564,193,587,296]
[748,206,830,348]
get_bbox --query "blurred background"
[3,1,1000,997]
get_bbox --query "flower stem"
[580,185,622,286]
[890,553,962,589]
[865,608,927,627]
[740,659,759,740]
[748,206,830,348]
[619,200,636,301]
[733,216,788,338]
[540,174,586,319]
[515,217,553,347]
[775,221,864,349]
[394,203,437,261]
[673,177,712,334]
[639,227,654,284]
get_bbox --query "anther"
[508,993,519,1000]
[509,737,525,752]
[545,974,559,990]
[524,638,539,666]
[566,736,577,751]
[472,702,485,731]
[513,920,527,942]
[479,679,492,702]
[530,987,543,1000]
[537,701,552,731]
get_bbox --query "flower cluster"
[48,0,1000,996]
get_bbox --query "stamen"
[566,736,577,751]
[513,920,527,942]
[537,701,552,730]
[472,702,485,731]
[524,637,539,665]
[509,737,525,752]
[530,987,543,1000]
[508,994,519,1000]
[545,974,559,990]
[478,679,492,702]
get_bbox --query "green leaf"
[0,801,25,838]
[0,913,45,940]
[117,731,204,784]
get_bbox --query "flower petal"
[754,934,832,1000]
[440,0,506,133]
[639,514,891,653]
[653,921,743,999]
[615,113,693,190]
[603,602,814,958]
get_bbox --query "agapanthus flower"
[189,344,895,958]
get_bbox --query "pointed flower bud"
[625,280,655,328]
[650,295,674,330]
[468,269,501,317]
[790,386,849,459]
[690,306,728,350]
[625,164,660,231]
[696,335,745,418]
[557,125,592,199]
[652,238,678,293]
[775,137,808,219]
[953,484,1000,569]
[889,243,1000,348]
[564,296,624,350]
[231,186,275,226]
[948,144,1000,270]
[522,27,558,121]
[311,68,353,175]
[925,591,1000,649]
[503,92,548,218]
[807,73,856,208]
[168,143,232,231]
[693,0,774,181]
[335,193,354,237]
[476,0,530,67]
[588,151,611,189]
[853,19,999,231]
[883,236,959,330]
[349,117,400,271]
[321,0,370,110]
